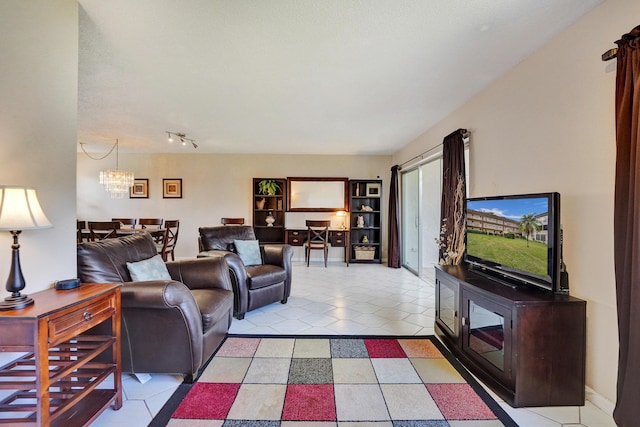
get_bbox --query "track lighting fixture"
[166,131,198,149]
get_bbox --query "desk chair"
[221,218,245,225]
[112,218,136,228]
[88,221,121,241]
[159,220,180,261]
[305,220,330,267]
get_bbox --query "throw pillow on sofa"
[233,239,262,266]
[126,254,172,281]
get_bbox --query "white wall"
[0,1,78,293]
[393,0,639,409]
[77,153,391,261]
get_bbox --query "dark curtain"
[439,129,467,265]
[388,165,401,268]
[613,25,640,427]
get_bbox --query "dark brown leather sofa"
[198,225,293,319]
[77,232,233,382]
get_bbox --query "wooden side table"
[0,283,122,426]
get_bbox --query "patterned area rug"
[151,335,516,426]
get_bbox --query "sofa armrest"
[198,250,249,316]
[120,280,201,320]
[165,256,233,292]
[261,244,294,301]
[261,244,293,267]
[119,280,205,375]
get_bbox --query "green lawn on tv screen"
[467,233,548,277]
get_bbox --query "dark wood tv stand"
[435,264,586,407]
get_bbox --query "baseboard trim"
[586,386,615,416]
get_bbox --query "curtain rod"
[602,48,618,61]
[399,128,469,170]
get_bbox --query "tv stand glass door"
[435,272,459,338]
[461,289,513,385]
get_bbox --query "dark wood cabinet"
[253,178,287,244]
[435,264,586,407]
[349,179,382,263]
[0,283,122,425]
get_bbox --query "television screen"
[465,193,560,292]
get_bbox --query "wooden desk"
[0,283,122,425]
[285,228,350,266]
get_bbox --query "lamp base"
[0,293,34,311]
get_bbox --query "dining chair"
[304,220,331,267]
[112,218,136,228]
[139,218,163,229]
[221,218,245,226]
[139,218,164,243]
[77,220,87,243]
[158,220,180,261]
[88,221,121,241]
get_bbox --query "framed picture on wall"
[163,178,182,198]
[365,183,381,197]
[130,178,149,199]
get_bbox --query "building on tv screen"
[466,197,549,277]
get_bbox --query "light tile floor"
[91,262,616,427]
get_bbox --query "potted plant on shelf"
[258,179,281,196]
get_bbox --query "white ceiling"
[78,0,602,155]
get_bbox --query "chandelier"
[80,139,135,199]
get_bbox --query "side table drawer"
[287,230,305,246]
[48,292,117,343]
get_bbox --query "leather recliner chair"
[198,225,293,320]
[77,232,234,382]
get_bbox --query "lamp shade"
[0,186,52,231]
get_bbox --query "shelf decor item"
[266,212,275,227]
[0,186,52,310]
[365,183,381,197]
[258,179,281,195]
[354,246,375,260]
[256,197,266,210]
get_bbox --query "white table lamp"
[0,186,52,310]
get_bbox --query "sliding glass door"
[401,168,420,274]
[401,160,442,279]
[419,159,442,282]
[401,147,468,281]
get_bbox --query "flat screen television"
[464,192,563,293]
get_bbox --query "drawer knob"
[293,239,299,243]
[83,311,93,321]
